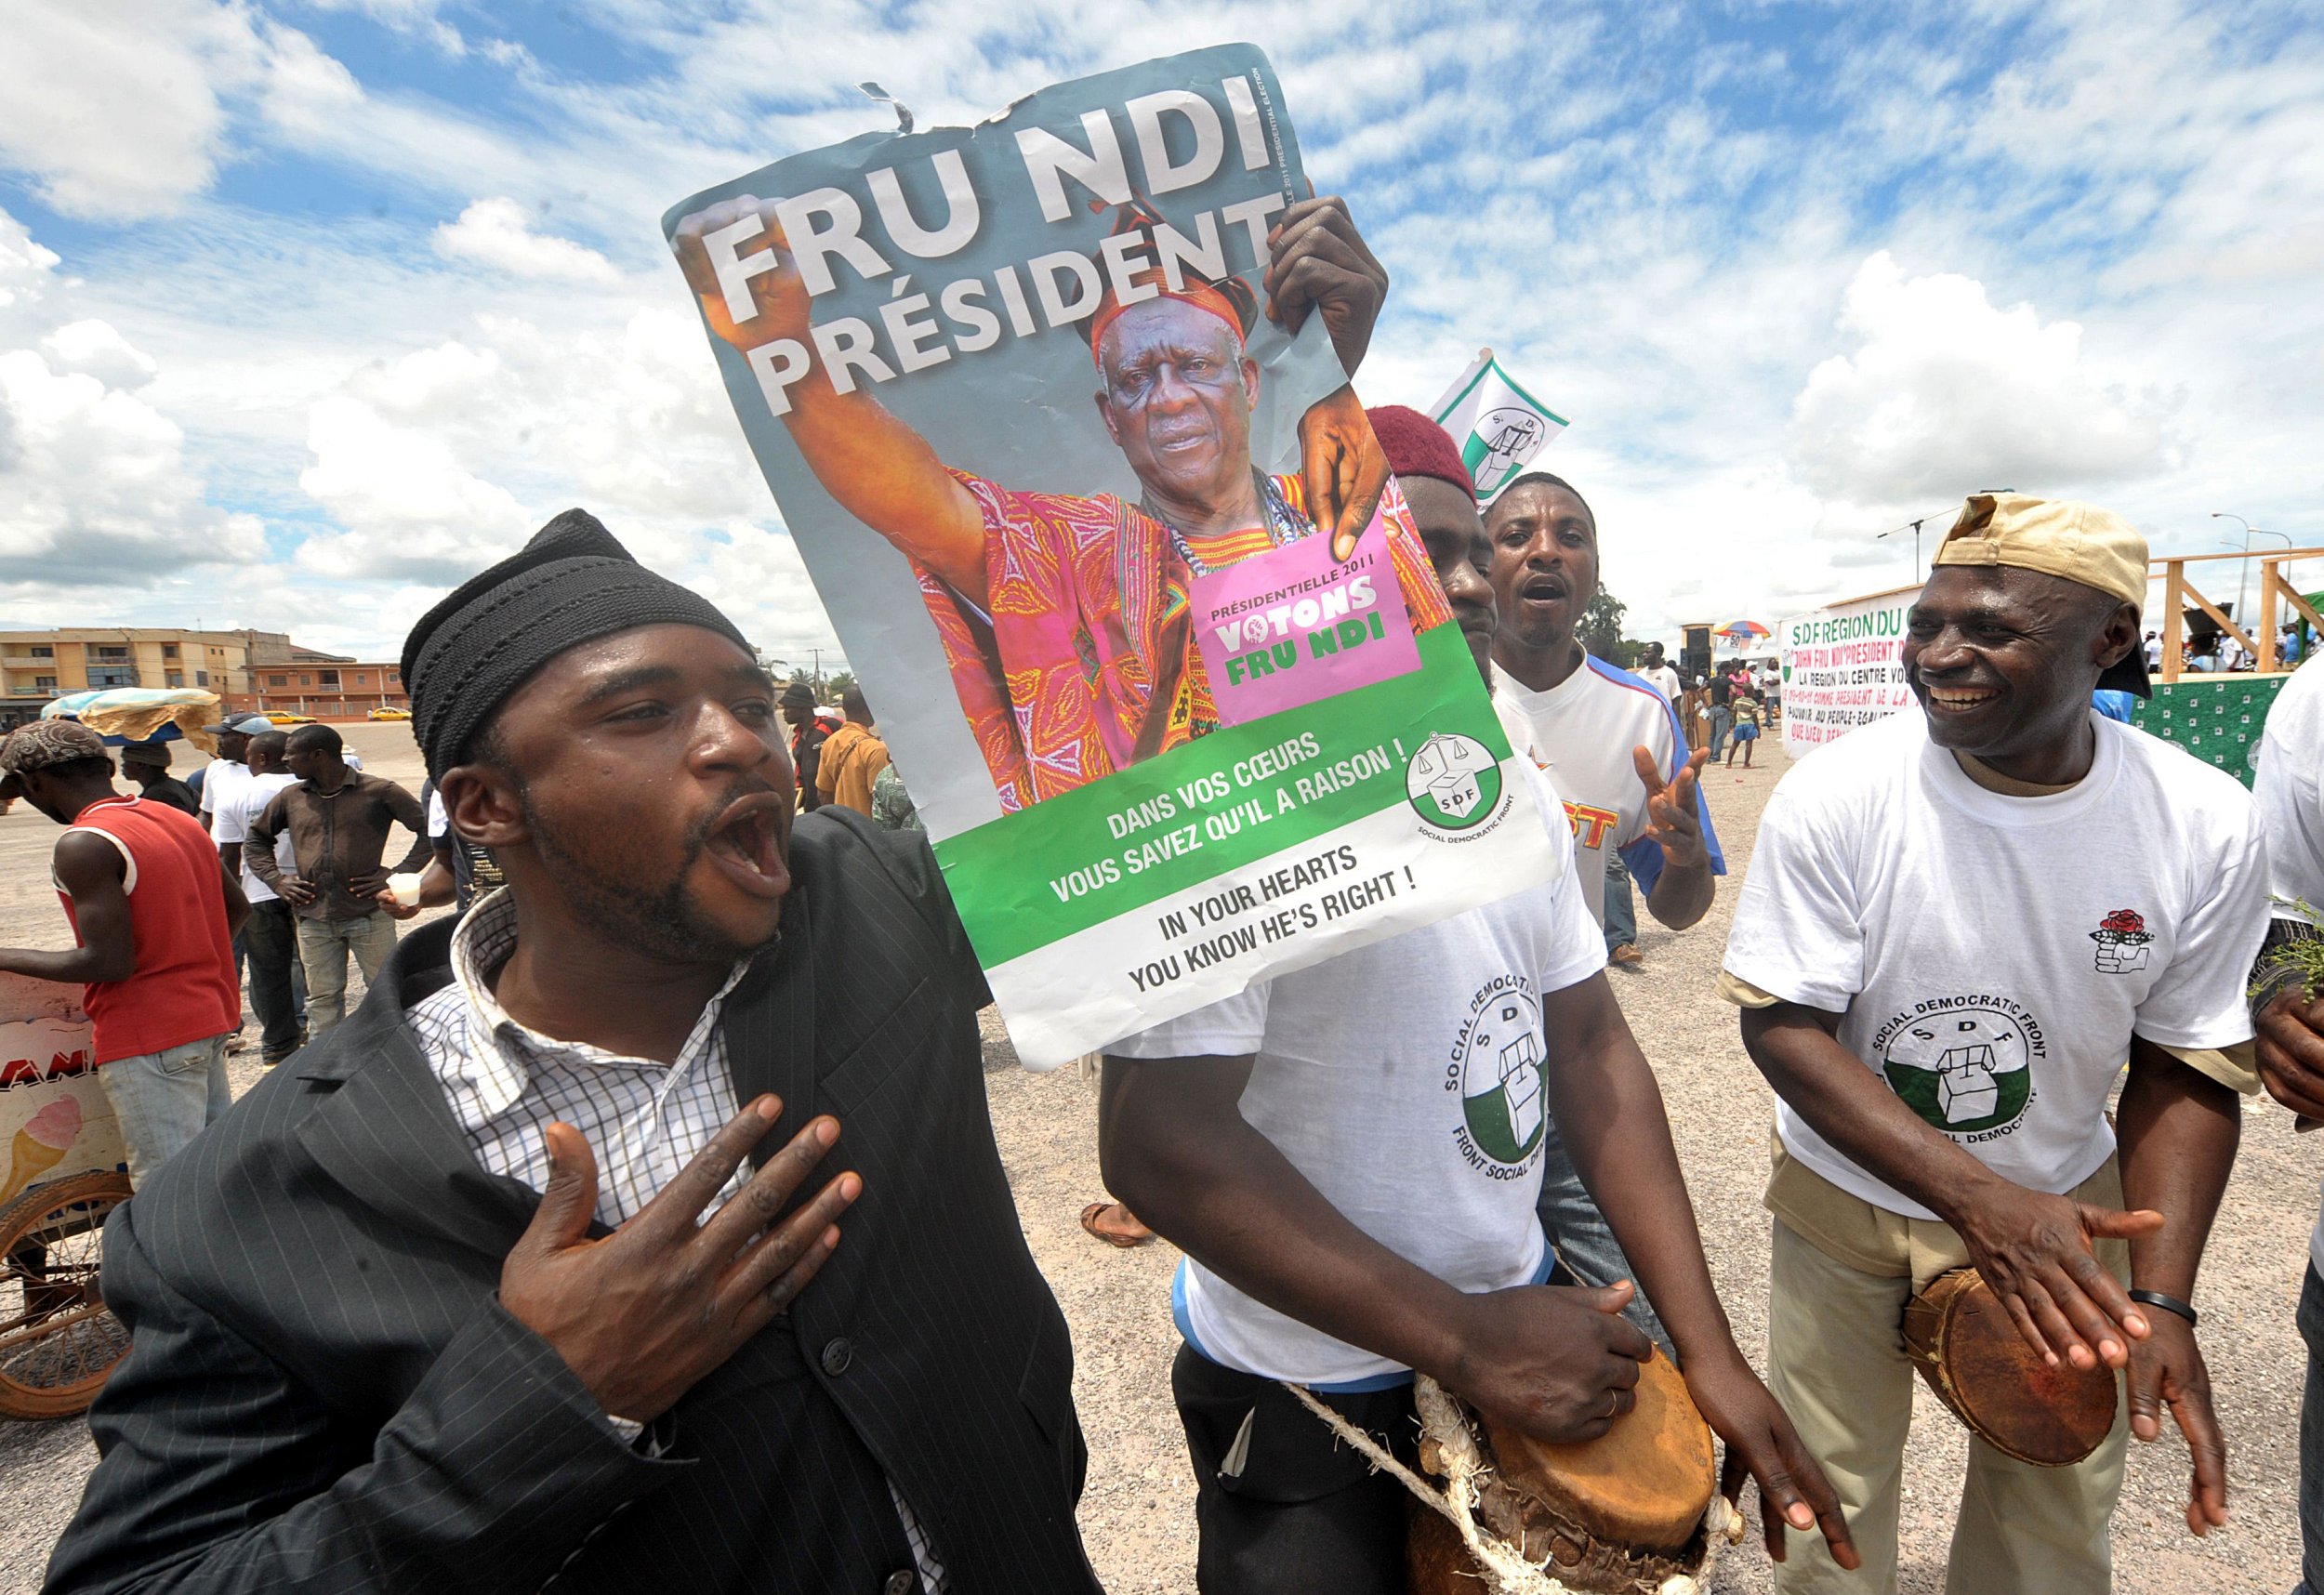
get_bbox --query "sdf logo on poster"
[666,46,1560,1069]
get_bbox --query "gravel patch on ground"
[2,733,2309,1591]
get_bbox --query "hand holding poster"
[666,45,1560,1068]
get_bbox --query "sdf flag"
[1429,349,1568,502]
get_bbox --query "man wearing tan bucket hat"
[1719,493,2268,1591]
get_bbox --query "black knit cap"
[402,508,752,776]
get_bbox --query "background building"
[244,659,408,719]
[0,628,375,729]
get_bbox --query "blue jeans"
[2300,1261,2324,1595]
[1603,851,1638,954]
[1534,1112,1672,1357]
[97,1033,232,1187]
[1708,705,1731,760]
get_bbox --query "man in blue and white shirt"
[1486,469,1725,1349]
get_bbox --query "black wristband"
[2128,1287,2198,1328]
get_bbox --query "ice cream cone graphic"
[2,1096,81,1205]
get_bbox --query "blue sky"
[2,0,2318,665]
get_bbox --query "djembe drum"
[1901,1266,2118,1466]
[1407,1348,1717,1594]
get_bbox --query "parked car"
[264,710,314,724]
[367,706,411,721]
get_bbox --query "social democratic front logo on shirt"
[1446,976,1546,1176]
[1406,732,1504,833]
[1870,996,2048,1139]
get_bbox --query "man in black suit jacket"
[45,512,1100,1595]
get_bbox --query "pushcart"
[0,972,130,1420]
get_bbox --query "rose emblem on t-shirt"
[2088,908,2155,974]
[1878,1004,2036,1136]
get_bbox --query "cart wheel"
[0,1170,134,1420]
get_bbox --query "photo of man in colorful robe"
[674,197,1450,811]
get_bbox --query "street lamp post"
[2212,512,2293,655]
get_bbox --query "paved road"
[2,733,2311,1592]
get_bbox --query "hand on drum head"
[2256,987,2324,1121]
[2126,1313,2231,1536]
[1948,1180,2165,1371]
[1693,1351,1860,1570]
[1445,1281,1652,1444]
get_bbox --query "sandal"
[1079,1201,1155,1248]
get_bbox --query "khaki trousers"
[1764,1144,2130,1595]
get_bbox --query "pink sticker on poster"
[1190,509,1422,727]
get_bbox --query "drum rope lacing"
[1280,1377,1749,1595]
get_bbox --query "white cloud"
[431,197,620,283]
[701,521,852,665]
[299,0,467,57]
[0,0,271,218]
[0,207,265,586]
[288,307,784,605]
[1787,252,2169,510]
[295,394,532,581]
[40,320,159,389]
[255,23,364,134]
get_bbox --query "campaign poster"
[665,45,1560,1069]
[1776,586,1919,758]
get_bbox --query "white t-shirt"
[210,771,297,903]
[1109,760,1605,1387]
[1492,656,1724,928]
[1642,663,1682,703]
[2253,658,2324,1274]
[1724,710,2266,1218]
[199,758,252,836]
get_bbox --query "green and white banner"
[1429,349,1568,502]
[1775,587,1918,758]
[666,46,1559,1069]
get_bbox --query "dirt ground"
[1,728,2313,1592]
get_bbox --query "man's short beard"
[521,783,770,965]
[1501,610,1570,652]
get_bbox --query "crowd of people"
[2154,622,2318,674]
[0,196,2317,1595]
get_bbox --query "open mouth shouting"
[1518,572,1569,613]
[703,790,792,900]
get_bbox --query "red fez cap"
[1366,405,1473,503]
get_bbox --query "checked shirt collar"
[419,888,752,1227]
